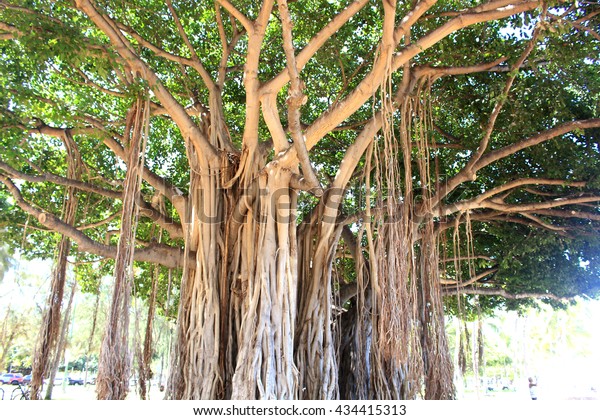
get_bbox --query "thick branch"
[137,197,184,239]
[215,4,245,87]
[481,194,600,213]
[443,286,572,302]
[518,212,565,232]
[532,209,600,222]
[434,205,600,240]
[116,21,211,78]
[476,118,600,171]
[0,161,122,200]
[439,178,588,216]
[493,214,574,236]
[302,1,540,151]
[215,0,253,32]
[435,118,600,209]
[239,0,274,152]
[422,0,528,20]
[0,175,183,268]
[414,56,508,79]
[32,121,187,219]
[165,0,216,91]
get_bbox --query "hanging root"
[96,97,150,400]
[354,74,453,399]
[414,79,454,399]
[30,131,82,400]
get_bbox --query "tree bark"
[230,166,299,399]
[166,155,230,399]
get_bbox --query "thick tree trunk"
[230,166,298,399]
[164,78,458,401]
[167,154,301,399]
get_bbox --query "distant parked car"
[23,374,32,384]
[43,377,63,386]
[0,373,24,385]
[68,377,84,386]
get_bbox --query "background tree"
[0,307,36,372]
[0,264,48,373]
[0,194,15,282]
[446,299,600,397]
[1,0,599,400]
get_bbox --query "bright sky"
[0,258,53,310]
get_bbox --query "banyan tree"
[1,0,599,400]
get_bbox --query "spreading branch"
[439,178,589,216]
[215,0,253,32]
[443,286,572,302]
[74,0,219,164]
[434,118,600,210]
[23,120,188,220]
[0,161,122,200]
[261,0,370,96]
[0,174,184,268]
[165,0,216,92]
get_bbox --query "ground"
[0,382,165,400]
[1,381,597,400]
